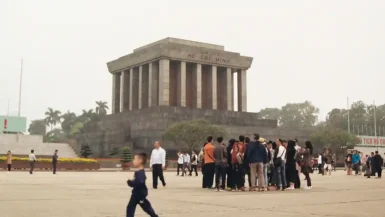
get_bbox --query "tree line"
[258,100,385,136]
[28,101,109,143]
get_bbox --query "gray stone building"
[81,38,311,157]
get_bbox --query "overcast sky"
[1,0,384,125]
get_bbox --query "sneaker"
[304,186,312,190]
[287,186,295,190]
[219,189,224,192]
[215,188,219,192]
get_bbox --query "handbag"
[274,149,285,167]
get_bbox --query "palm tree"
[95,101,109,115]
[80,109,95,123]
[44,108,62,132]
[61,110,77,135]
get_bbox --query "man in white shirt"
[189,151,198,176]
[150,141,166,189]
[182,152,190,176]
[177,151,184,176]
[29,149,37,174]
[318,153,323,174]
[275,139,287,190]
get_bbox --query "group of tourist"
[4,149,58,174]
[198,134,315,191]
[176,150,199,176]
[344,149,383,178]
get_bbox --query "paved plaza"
[0,171,384,217]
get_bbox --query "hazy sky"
[1,0,384,125]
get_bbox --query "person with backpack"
[230,136,246,191]
[189,151,198,176]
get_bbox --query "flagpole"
[347,97,350,134]
[374,100,377,137]
[18,59,23,117]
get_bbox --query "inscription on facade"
[187,53,230,64]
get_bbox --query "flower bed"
[0,157,100,170]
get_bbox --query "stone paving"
[0,171,384,217]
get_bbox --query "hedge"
[0,156,97,164]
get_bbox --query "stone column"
[237,69,247,112]
[148,63,153,107]
[211,65,217,110]
[226,68,233,111]
[119,71,125,112]
[129,68,134,110]
[138,66,143,109]
[158,59,170,106]
[111,74,116,114]
[194,63,202,108]
[177,61,186,107]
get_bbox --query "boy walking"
[126,153,158,217]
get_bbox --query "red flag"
[4,119,7,129]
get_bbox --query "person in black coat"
[373,151,383,178]
[285,140,298,190]
[226,139,236,189]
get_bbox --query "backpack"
[191,154,196,162]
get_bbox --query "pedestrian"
[245,134,267,191]
[352,150,361,176]
[226,139,236,190]
[298,141,314,190]
[274,139,287,191]
[126,153,158,217]
[213,136,228,191]
[373,151,383,178]
[149,141,166,189]
[243,137,252,190]
[203,136,215,189]
[230,136,246,191]
[52,150,58,174]
[29,149,37,174]
[286,140,297,190]
[189,151,198,176]
[177,151,183,176]
[323,149,332,177]
[317,153,323,174]
[346,150,353,175]
[6,151,12,172]
[182,151,190,176]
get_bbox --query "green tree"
[28,119,46,135]
[70,122,84,136]
[44,128,65,142]
[163,119,227,151]
[120,147,133,162]
[310,125,357,156]
[80,145,93,158]
[61,110,77,136]
[258,108,281,121]
[80,109,95,123]
[44,108,62,132]
[95,101,109,116]
[326,108,349,130]
[280,101,319,129]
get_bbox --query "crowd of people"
[196,134,315,191]
[343,149,383,178]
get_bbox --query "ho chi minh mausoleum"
[80,38,311,157]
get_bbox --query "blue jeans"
[263,164,268,186]
[276,160,287,188]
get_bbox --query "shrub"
[120,147,133,163]
[0,156,97,164]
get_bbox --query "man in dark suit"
[52,150,58,174]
